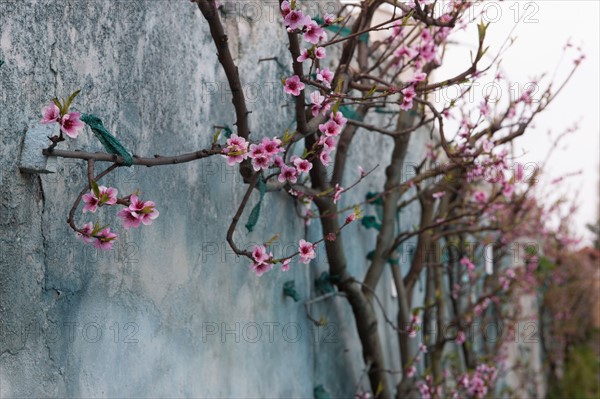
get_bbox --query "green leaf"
[363,84,378,99]
[90,179,100,197]
[338,105,364,121]
[283,280,301,302]
[366,191,383,206]
[212,129,221,145]
[80,114,134,166]
[332,100,340,114]
[366,250,375,261]
[388,257,399,266]
[53,98,63,115]
[245,177,266,233]
[222,126,233,138]
[361,215,381,231]
[315,272,335,294]
[375,382,384,397]
[313,385,332,399]
[0,59,4,67]
[63,89,81,114]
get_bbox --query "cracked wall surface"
[0,1,427,397]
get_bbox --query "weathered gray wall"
[0,1,427,397]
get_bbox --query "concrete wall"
[0,1,428,397]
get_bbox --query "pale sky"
[342,1,599,244]
[443,1,600,245]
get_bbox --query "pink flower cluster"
[459,256,476,272]
[76,222,118,250]
[416,375,442,399]
[82,186,118,213]
[407,313,421,338]
[298,239,316,264]
[280,1,327,45]
[222,134,249,166]
[117,195,160,229]
[317,111,347,167]
[455,364,497,399]
[41,103,84,138]
[251,245,275,276]
[249,239,316,276]
[77,187,159,251]
[498,267,516,291]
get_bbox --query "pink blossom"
[297,48,310,63]
[310,91,330,116]
[251,155,271,171]
[333,184,343,204]
[281,259,291,271]
[319,120,341,137]
[293,157,313,174]
[284,10,309,30]
[98,186,118,206]
[473,190,488,203]
[316,68,334,87]
[505,268,516,279]
[222,134,249,165]
[418,42,437,62]
[128,195,159,225]
[312,100,331,117]
[479,101,490,117]
[314,47,326,59]
[82,192,100,213]
[482,139,494,153]
[304,21,324,44]
[502,183,514,197]
[460,256,476,272]
[419,343,428,353]
[75,222,94,243]
[319,150,331,166]
[60,112,84,138]
[330,111,347,126]
[456,330,466,345]
[117,208,142,229]
[420,28,432,43]
[280,0,291,17]
[283,75,305,96]
[310,91,325,106]
[252,245,270,263]
[248,143,266,159]
[345,213,355,224]
[41,103,60,124]
[355,392,372,399]
[298,239,316,264]
[251,262,272,276]
[318,135,336,151]
[400,97,413,111]
[93,227,118,250]
[278,165,298,184]
[400,86,416,111]
[432,191,445,199]
[274,155,285,168]
[262,137,284,156]
[323,13,336,25]
[406,366,417,378]
[412,72,427,83]
[394,46,416,59]
[401,85,416,100]
[411,314,421,325]
[514,162,524,182]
